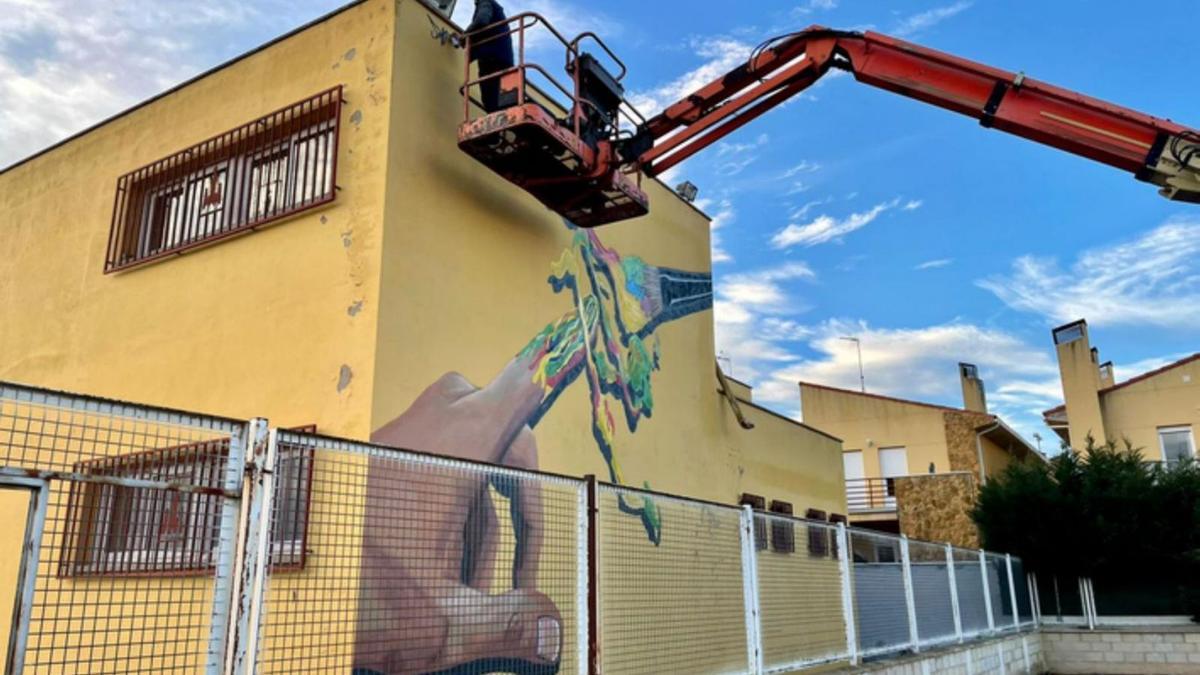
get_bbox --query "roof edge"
[798,380,968,414]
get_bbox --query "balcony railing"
[846,477,897,513]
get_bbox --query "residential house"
[800,364,1041,547]
[1043,319,1199,463]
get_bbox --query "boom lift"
[458,15,1200,228]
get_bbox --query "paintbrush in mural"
[518,227,713,544]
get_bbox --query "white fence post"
[945,544,963,643]
[1005,554,1020,631]
[1084,578,1098,630]
[900,535,920,652]
[739,505,763,674]
[837,523,858,665]
[979,550,995,634]
[576,481,590,675]
[1028,572,1040,627]
[207,419,251,675]
[226,420,276,675]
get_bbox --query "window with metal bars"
[105,87,342,272]
[770,500,795,554]
[59,438,313,576]
[739,493,768,551]
[805,508,828,557]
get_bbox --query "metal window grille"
[0,381,245,674]
[104,87,342,273]
[740,493,768,551]
[802,508,825,557]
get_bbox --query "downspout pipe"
[975,421,1001,485]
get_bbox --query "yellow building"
[1043,319,1199,462]
[0,1,847,671]
[799,364,1041,547]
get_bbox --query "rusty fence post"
[206,418,252,674]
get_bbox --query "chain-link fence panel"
[907,539,955,648]
[0,382,245,674]
[952,548,990,637]
[984,553,1014,629]
[597,486,748,675]
[753,514,848,672]
[1010,557,1034,625]
[254,432,585,675]
[848,529,909,657]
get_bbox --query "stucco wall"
[894,473,980,548]
[0,0,392,438]
[829,632,1043,675]
[800,385,951,479]
[1100,359,1200,461]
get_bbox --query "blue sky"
[2,0,1198,451]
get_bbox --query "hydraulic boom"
[457,18,1200,227]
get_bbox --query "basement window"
[105,87,342,272]
[804,508,827,557]
[60,438,313,577]
[770,501,796,554]
[740,493,768,550]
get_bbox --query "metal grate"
[908,539,956,648]
[0,382,245,674]
[597,486,748,675]
[104,87,342,273]
[754,514,848,672]
[253,432,584,675]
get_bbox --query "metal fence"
[0,381,1037,674]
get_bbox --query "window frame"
[105,86,343,273]
[1157,425,1196,465]
[803,507,826,557]
[59,438,314,578]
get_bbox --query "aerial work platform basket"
[457,14,649,228]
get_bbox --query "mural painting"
[352,225,712,674]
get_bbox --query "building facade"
[0,1,848,671]
[799,364,1040,547]
[1043,319,1199,462]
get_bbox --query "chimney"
[1052,319,1108,448]
[958,363,988,413]
[1098,360,1115,389]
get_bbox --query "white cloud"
[719,262,815,310]
[781,161,821,179]
[628,36,753,116]
[760,320,1060,440]
[792,0,838,16]
[695,197,735,263]
[915,258,953,270]
[772,197,918,248]
[893,1,974,37]
[0,0,340,167]
[979,218,1200,329]
[903,199,924,211]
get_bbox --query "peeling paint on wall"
[349,109,363,127]
[337,364,353,392]
[347,300,364,317]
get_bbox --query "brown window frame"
[59,437,314,578]
[739,493,768,551]
[828,513,847,560]
[769,500,795,554]
[805,508,828,557]
[105,86,343,273]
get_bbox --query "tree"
[973,439,1200,620]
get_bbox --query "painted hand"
[354,361,562,675]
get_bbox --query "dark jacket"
[467,0,514,66]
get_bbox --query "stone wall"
[894,472,979,548]
[828,632,1043,675]
[1042,626,1200,674]
[942,410,992,475]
